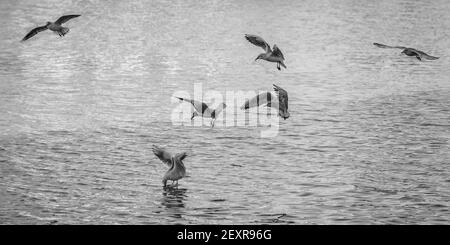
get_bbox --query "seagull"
[373,43,439,61]
[21,15,81,41]
[241,84,290,120]
[245,34,286,70]
[152,145,187,188]
[175,97,226,127]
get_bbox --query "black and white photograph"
[0,0,449,232]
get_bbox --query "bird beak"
[255,57,259,61]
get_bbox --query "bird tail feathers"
[59,27,69,36]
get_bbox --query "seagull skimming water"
[373,43,439,61]
[175,97,226,127]
[241,84,290,120]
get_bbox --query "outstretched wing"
[21,26,48,41]
[273,84,288,111]
[245,34,271,53]
[240,92,273,110]
[55,14,81,25]
[175,97,209,114]
[373,42,407,49]
[152,145,173,167]
[175,152,188,161]
[416,50,439,60]
[272,44,284,60]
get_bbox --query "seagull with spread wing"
[373,43,439,61]
[241,84,290,120]
[22,15,81,41]
[245,34,286,70]
[152,145,188,188]
[175,97,226,127]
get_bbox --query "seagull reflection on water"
[161,187,188,212]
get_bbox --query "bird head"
[280,110,290,120]
[255,54,264,61]
[400,49,411,55]
[174,152,188,164]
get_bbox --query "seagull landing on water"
[245,34,286,70]
[175,97,226,127]
[21,15,81,41]
[241,84,290,120]
[152,145,188,188]
[373,43,439,61]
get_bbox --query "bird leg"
[58,30,66,37]
[277,62,281,70]
[191,111,198,120]
[170,180,178,188]
[210,118,216,128]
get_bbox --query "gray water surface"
[0,0,449,224]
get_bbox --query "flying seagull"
[373,43,439,61]
[22,15,81,41]
[152,145,187,188]
[241,84,290,120]
[175,97,226,127]
[245,34,286,70]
